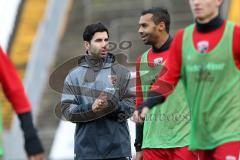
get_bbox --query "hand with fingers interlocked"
[92,92,109,112]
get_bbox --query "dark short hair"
[83,22,109,42]
[141,7,170,33]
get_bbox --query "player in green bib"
[134,7,197,160]
[133,0,240,160]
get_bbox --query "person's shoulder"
[235,24,240,29]
[224,20,240,30]
[135,49,152,63]
[135,54,144,66]
[65,65,84,82]
[170,29,185,46]
[0,46,7,58]
[112,62,131,78]
[228,21,240,39]
[136,55,142,64]
[175,29,185,38]
[233,22,240,33]
[113,62,129,71]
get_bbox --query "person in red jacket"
[0,46,44,160]
[133,0,240,159]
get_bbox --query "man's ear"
[158,21,165,32]
[84,41,90,52]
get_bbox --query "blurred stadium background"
[0,0,239,159]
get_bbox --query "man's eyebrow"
[94,38,108,41]
[95,38,103,41]
[139,22,147,26]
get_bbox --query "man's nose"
[102,41,108,47]
[138,27,143,34]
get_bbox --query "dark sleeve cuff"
[138,91,165,112]
[18,112,44,155]
[134,123,144,152]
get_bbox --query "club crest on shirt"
[197,41,209,53]
[225,155,236,160]
[154,57,163,66]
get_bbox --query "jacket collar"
[78,53,116,70]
